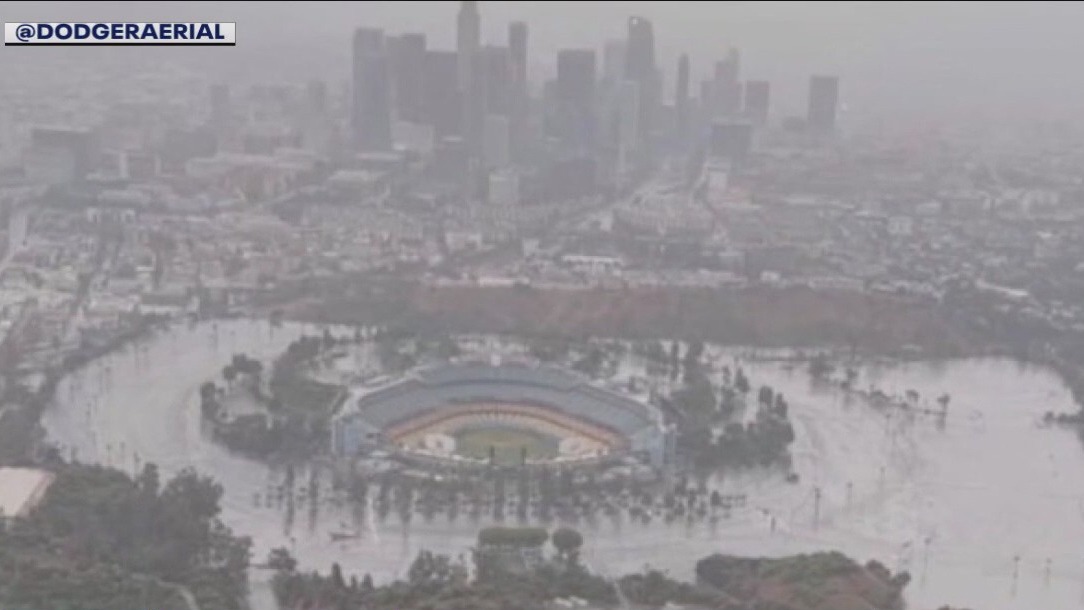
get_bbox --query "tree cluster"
[0,464,250,610]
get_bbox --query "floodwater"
[42,319,1084,610]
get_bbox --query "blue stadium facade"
[332,362,671,467]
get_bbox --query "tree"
[199,382,217,404]
[734,368,750,394]
[683,339,704,368]
[773,393,789,418]
[407,551,465,589]
[552,527,584,564]
[137,463,160,497]
[672,373,716,416]
[222,365,237,385]
[937,393,951,411]
[718,387,739,418]
[758,386,774,407]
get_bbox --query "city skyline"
[6,1,1084,126]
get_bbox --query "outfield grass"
[454,425,560,465]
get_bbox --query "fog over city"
[6,1,1084,125]
[1,3,1084,610]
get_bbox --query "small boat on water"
[330,530,361,542]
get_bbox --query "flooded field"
[42,319,1084,610]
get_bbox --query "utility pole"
[812,486,822,531]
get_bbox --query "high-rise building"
[483,46,512,116]
[389,33,427,123]
[457,1,480,90]
[352,27,392,151]
[807,75,839,133]
[675,54,690,144]
[743,80,770,125]
[713,48,742,117]
[625,16,655,82]
[508,21,528,161]
[714,48,740,84]
[624,16,658,156]
[555,48,597,152]
[423,50,461,137]
[508,21,527,93]
[617,79,640,177]
[24,127,98,184]
[301,79,333,156]
[602,39,627,85]
[457,1,483,157]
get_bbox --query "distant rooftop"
[0,467,55,519]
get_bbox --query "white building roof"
[0,467,55,519]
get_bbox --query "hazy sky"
[2,1,1083,126]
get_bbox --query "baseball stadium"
[331,362,670,469]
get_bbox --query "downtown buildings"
[333,3,842,202]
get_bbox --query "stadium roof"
[340,362,660,436]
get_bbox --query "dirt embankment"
[294,283,975,355]
[696,552,910,610]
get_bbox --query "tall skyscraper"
[617,80,640,177]
[714,48,742,117]
[508,21,528,161]
[483,46,512,116]
[389,33,427,123]
[457,1,480,89]
[457,1,483,157]
[555,48,597,152]
[508,21,527,93]
[423,50,461,137]
[625,16,658,156]
[675,54,690,144]
[807,75,839,133]
[352,27,392,151]
[602,39,627,85]
[743,80,770,125]
[625,16,655,82]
